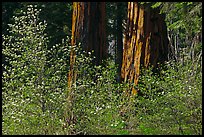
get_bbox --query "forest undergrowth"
[2,5,202,135]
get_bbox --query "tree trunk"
[66,2,106,130]
[121,2,169,95]
[116,2,123,83]
[68,2,106,89]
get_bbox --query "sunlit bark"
[68,2,106,90]
[121,2,169,95]
[66,2,106,129]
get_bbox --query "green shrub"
[2,5,69,135]
[128,61,202,135]
[2,4,202,135]
[69,58,127,135]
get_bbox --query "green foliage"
[2,2,72,49]
[2,2,202,135]
[2,5,69,135]
[132,61,202,135]
[69,58,127,134]
[140,2,202,37]
[161,2,202,63]
[64,54,202,135]
[139,2,202,65]
[163,2,202,33]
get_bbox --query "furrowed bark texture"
[68,2,106,89]
[66,2,106,129]
[121,2,169,95]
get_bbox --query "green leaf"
[168,20,184,29]
[151,2,162,9]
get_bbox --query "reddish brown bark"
[66,2,106,129]
[68,2,106,89]
[121,2,169,95]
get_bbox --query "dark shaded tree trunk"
[66,2,106,129]
[121,2,169,95]
[68,2,106,89]
[116,2,123,83]
[65,2,107,127]
[73,2,106,65]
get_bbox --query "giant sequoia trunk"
[68,2,106,89]
[72,2,106,65]
[66,2,106,129]
[121,2,169,95]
